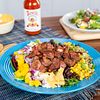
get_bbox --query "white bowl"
[0,14,15,35]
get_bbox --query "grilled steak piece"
[41,57,52,67]
[38,44,42,52]
[33,56,39,60]
[32,46,40,56]
[56,45,64,52]
[27,46,40,58]
[63,53,70,59]
[64,46,69,54]
[41,42,47,49]
[64,58,75,67]
[48,64,57,72]
[43,51,54,60]
[63,51,80,67]
[31,60,41,70]
[52,58,60,69]
[69,52,80,62]
[46,43,54,51]
[54,51,63,59]
[60,61,66,68]
[39,65,47,73]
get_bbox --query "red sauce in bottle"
[24,0,41,35]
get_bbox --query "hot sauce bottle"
[24,0,41,35]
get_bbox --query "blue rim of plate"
[0,38,100,94]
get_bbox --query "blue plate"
[0,38,100,94]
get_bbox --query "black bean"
[50,39,55,45]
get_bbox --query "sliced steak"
[60,61,66,68]
[33,56,39,60]
[64,58,75,67]
[53,44,58,49]
[41,42,47,49]
[27,46,40,58]
[63,53,70,59]
[48,64,57,72]
[52,58,60,69]
[43,51,54,60]
[46,43,54,51]
[41,57,52,67]
[37,44,42,52]
[69,52,80,62]
[54,51,62,59]
[31,60,41,70]
[56,45,64,52]
[64,46,69,54]
[32,46,40,56]
[39,65,47,73]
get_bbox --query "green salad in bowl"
[70,9,100,29]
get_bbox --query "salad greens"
[67,78,79,86]
[63,78,79,87]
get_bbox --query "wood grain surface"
[42,16,100,100]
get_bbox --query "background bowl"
[0,14,14,35]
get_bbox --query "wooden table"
[42,16,100,100]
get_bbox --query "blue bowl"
[0,38,100,94]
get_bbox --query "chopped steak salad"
[11,40,95,88]
[70,9,100,29]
